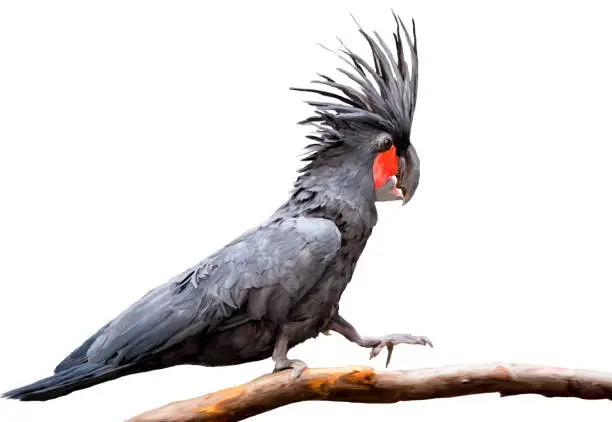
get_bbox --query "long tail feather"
[2,362,134,401]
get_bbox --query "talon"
[385,344,394,368]
[367,333,433,365]
[273,359,308,378]
[369,343,384,360]
[290,361,307,378]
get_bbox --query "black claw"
[385,344,394,367]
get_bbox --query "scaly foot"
[368,334,433,367]
[273,358,308,378]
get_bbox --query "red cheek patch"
[373,145,398,189]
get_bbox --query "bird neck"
[278,151,379,230]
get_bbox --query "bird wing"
[85,216,341,366]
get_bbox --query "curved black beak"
[396,144,420,205]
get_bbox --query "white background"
[1,1,611,421]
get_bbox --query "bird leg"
[328,314,433,367]
[272,325,308,378]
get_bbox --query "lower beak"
[375,175,405,202]
[396,144,420,205]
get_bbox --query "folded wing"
[82,216,341,367]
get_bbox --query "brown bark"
[127,363,612,422]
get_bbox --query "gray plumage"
[3,12,428,402]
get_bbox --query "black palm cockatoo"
[4,13,430,401]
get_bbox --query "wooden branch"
[127,363,612,422]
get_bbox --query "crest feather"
[291,12,419,155]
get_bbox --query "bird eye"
[381,137,393,151]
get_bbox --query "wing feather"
[86,217,341,366]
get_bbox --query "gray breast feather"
[86,217,341,366]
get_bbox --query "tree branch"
[127,363,612,422]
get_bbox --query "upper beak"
[396,144,420,205]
